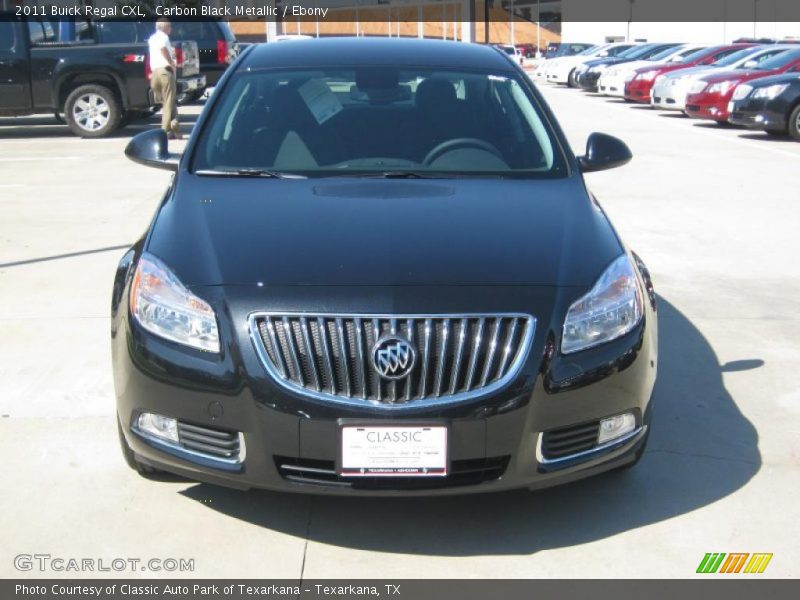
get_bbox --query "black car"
[728,72,800,139]
[114,38,658,495]
[577,43,681,91]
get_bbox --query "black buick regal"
[113,38,658,495]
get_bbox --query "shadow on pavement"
[737,132,795,143]
[180,297,761,556]
[0,112,200,140]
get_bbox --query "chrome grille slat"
[317,317,336,394]
[353,318,367,399]
[449,318,468,395]
[250,313,535,409]
[335,318,352,397]
[299,317,320,391]
[464,317,486,391]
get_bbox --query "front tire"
[64,84,121,138]
[788,104,800,141]
[567,69,578,88]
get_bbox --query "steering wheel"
[422,138,504,166]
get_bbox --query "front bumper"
[685,92,731,121]
[652,78,689,110]
[113,273,658,496]
[623,79,654,103]
[597,74,628,97]
[728,96,789,132]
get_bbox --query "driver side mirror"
[578,133,633,173]
[124,129,180,172]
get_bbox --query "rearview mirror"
[578,133,633,173]
[124,129,180,172]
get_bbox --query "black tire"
[788,103,800,141]
[567,69,577,88]
[117,420,160,476]
[64,84,121,138]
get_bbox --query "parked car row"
[533,40,800,140]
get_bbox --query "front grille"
[177,421,241,460]
[540,421,600,460]
[250,313,535,407]
[275,455,509,489]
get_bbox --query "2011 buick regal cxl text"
[113,38,658,495]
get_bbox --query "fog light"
[598,413,636,444]
[137,412,178,443]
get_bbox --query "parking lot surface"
[1,85,798,578]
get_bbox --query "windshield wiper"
[195,168,306,179]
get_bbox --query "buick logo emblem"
[371,335,416,380]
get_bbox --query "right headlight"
[752,83,789,99]
[562,255,644,354]
[130,253,220,353]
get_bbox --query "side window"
[758,51,783,64]
[0,20,15,51]
[96,21,138,44]
[27,20,45,44]
[74,20,95,42]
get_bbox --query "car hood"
[744,72,800,88]
[661,65,712,80]
[145,176,623,288]
[700,68,763,84]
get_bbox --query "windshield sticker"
[298,79,343,125]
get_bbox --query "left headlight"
[562,255,644,354]
[752,83,789,99]
[130,253,220,353]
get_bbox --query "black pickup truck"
[0,15,205,137]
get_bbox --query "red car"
[684,48,800,122]
[623,44,754,103]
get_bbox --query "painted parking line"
[0,156,80,162]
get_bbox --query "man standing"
[148,18,181,140]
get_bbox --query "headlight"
[752,83,789,99]
[708,81,735,94]
[690,80,709,94]
[635,70,658,82]
[562,255,644,354]
[130,253,220,353]
[732,84,753,101]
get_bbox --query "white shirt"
[148,30,175,71]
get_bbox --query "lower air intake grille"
[250,313,535,408]
[177,421,240,460]
[275,456,510,489]
[540,421,600,460]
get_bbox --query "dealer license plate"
[338,425,448,477]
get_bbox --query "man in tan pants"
[148,18,182,139]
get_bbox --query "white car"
[597,44,707,97]
[544,42,637,86]
[495,44,523,65]
[651,45,794,111]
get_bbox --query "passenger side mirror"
[578,133,633,173]
[124,129,180,172]
[742,59,758,69]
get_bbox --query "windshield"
[753,49,800,70]
[668,45,707,61]
[192,67,564,178]
[579,44,603,56]
[712,46,760,66]
[648,45,683,61]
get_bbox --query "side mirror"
[124,129,180,171]
[742,59,758,69]
[578,132,633,173]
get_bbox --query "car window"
[172,21,216,42]
[712,47,760,66]
[27,20,56,45]
[96,20,141,44]
[754,49,800,70]
[74,19,95,42]
[192,67,565,178]
[648,46,682,61]
[669,46,706,61]
[0,20,15,51]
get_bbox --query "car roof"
[241,38,516,71]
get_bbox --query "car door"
[0,18,32,112]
